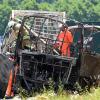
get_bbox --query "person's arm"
[67,31,73,43]
[53,32,63,49]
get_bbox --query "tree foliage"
[0,0,100,35]
[0,3,11,35]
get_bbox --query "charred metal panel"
[18,51,77,90]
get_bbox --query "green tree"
[36,0,57,3]
[19,0,38,10]
[53,0,100,22]
[38,2,52,10]
[0,3,11,35]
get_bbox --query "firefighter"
[56,24,73,57]
[8,20,31,49]
[5,20,31,98]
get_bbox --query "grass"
[19,87,100,100]
[18,79,100,100]
[34,88,100,100]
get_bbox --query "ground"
[11,87,100,100]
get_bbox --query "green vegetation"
[0,0,100,35]
[17,80,100,100]
[17,87,100,100]
[40,88,100,100]
[37,88,100,100]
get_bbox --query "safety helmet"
[8,20,16,28]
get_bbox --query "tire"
[0,54,13,98]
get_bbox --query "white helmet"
[8,20,16,28]
[8,20,21,30]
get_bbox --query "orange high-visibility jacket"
[57,30,73,57]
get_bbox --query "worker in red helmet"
[56,24,73,57]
